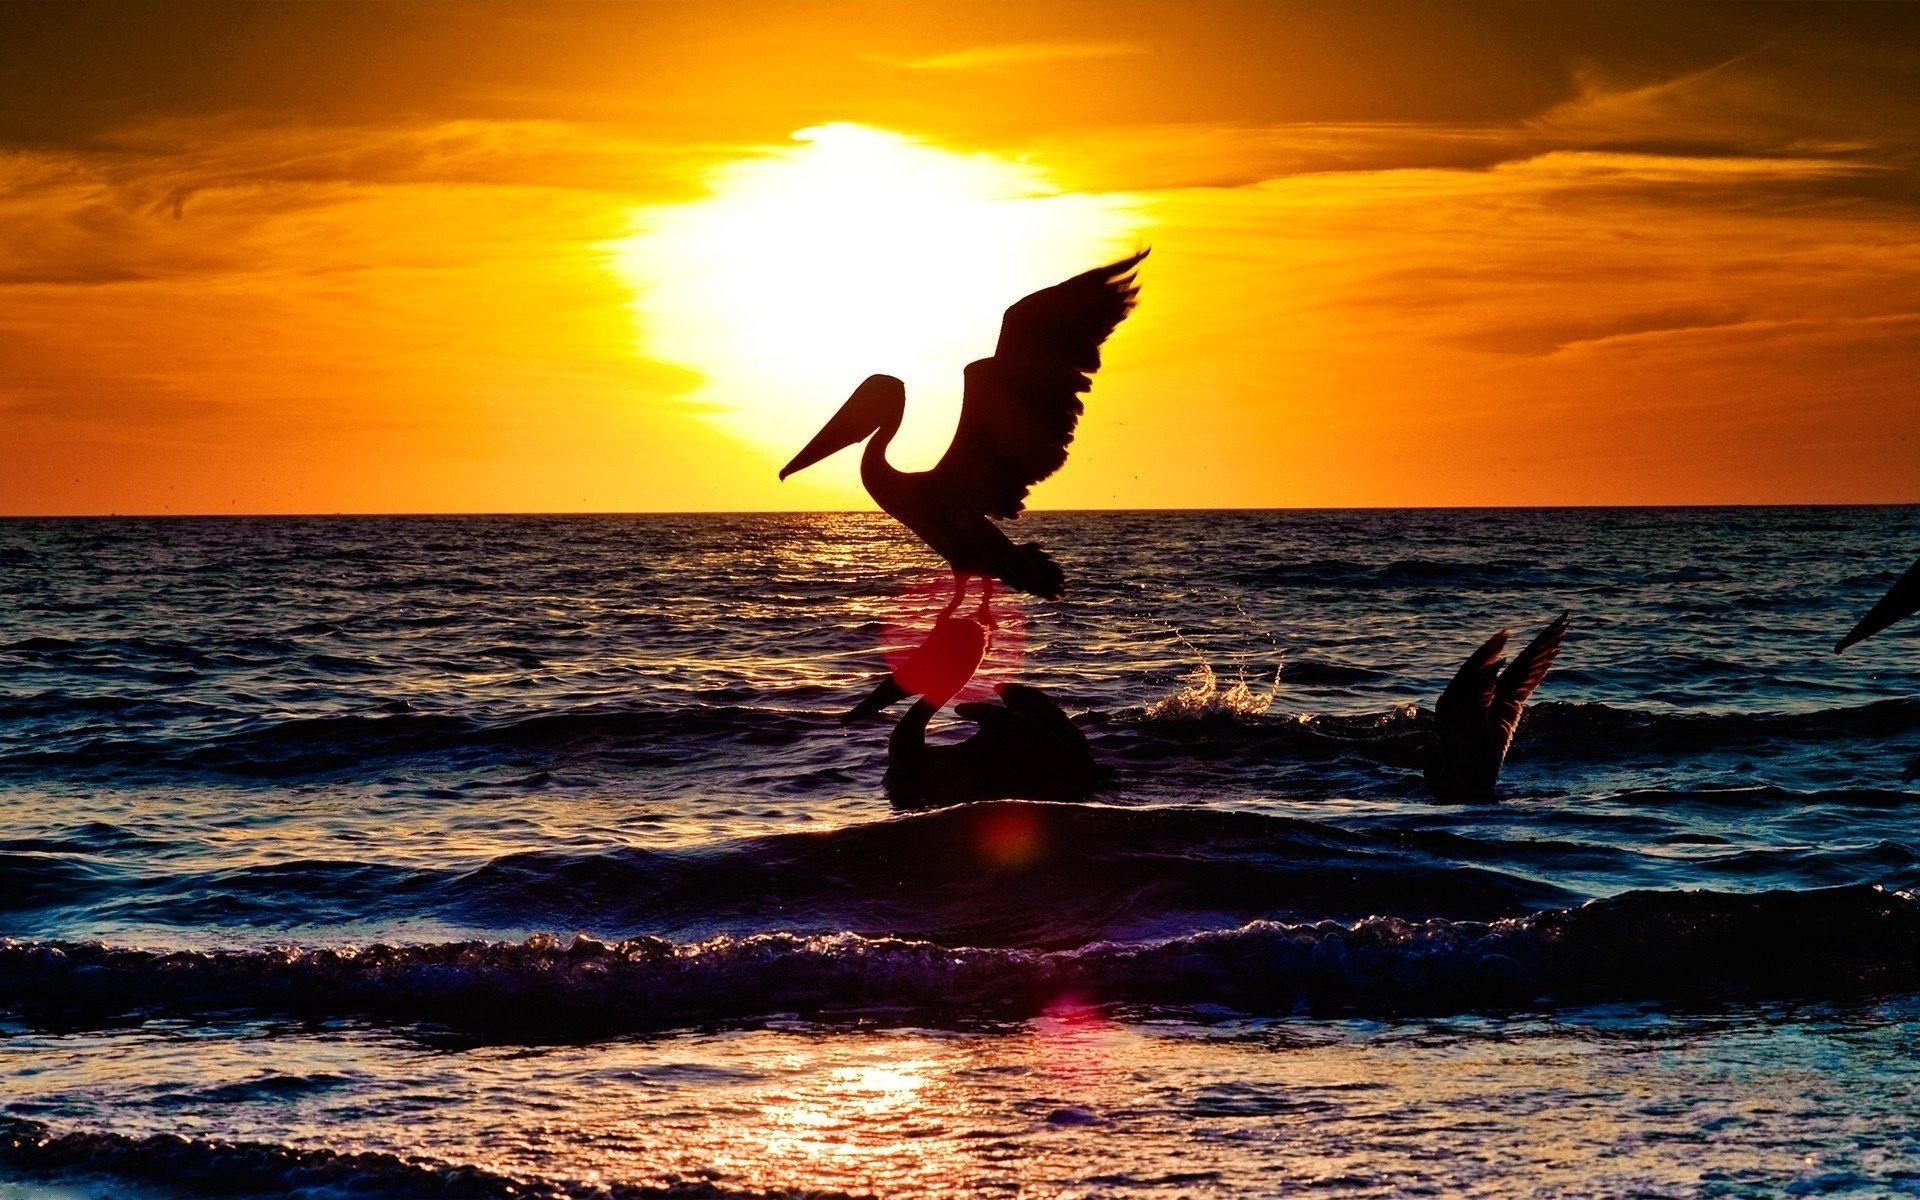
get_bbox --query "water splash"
[1142,626,1280,721]
[1142,660,1278,721]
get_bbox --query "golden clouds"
[1,1,1917,512]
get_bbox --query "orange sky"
[2,0,1917,514]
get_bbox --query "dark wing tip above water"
[1835,555,1920,653]
[1491,612,1569,747]
[1437,628,1510,724]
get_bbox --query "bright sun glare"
[611,124,1145,489]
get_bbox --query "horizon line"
[3,501,1917,520]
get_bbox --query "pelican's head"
[779,374,905,479]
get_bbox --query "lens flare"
[972,802,1045,870]
[881,573,1026,706]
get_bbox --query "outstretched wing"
[1435,628,1508,741]
[1836,554,1920,653]
[931,251,1146,518]
[1489,612,1569,756]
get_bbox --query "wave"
[3,885,1915,1037]
[0,1116,808,1200]
[1124,695,1920,753]
[1223,555,1607,591]
[0,703,822,778]
[10,690,1915,780]
[3,803,1578,944]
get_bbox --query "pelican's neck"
[883,699,937,805]
[889,698,936,758]
[861,402,904,480]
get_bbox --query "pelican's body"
[885,682,1108,809]
[782,253,1147,604]
[1423,613,1569,803]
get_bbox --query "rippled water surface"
[3,509,1919,1197]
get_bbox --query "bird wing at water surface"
[1489,612,1570,758]
[930,251,1147,519]
[1836,554,1920,653]
[1433,628,1508,748]
[1427,615,1569,801]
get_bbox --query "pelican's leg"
[972,577,997,628]
[939,572,969,618]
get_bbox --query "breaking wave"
[5,885,1917,1037]
[0,1116,813,1200]
[6,694,1916,780]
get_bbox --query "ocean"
[3,508,1919,1198]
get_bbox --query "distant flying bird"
[1835,554,1920,653]
[1424,613,1569,803]
[885,682,1109,808]
[843,613,990,723]
[780,251,1147,610]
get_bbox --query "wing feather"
[932,251,1146,518]
[1436,630,1507,729]
[1489,613,1569,755]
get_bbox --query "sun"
[610,124,1145,496]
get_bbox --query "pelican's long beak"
[778,376,895,479]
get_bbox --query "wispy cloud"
[880,41,1152,72]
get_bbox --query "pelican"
[885,682,1109,809]
[843,612,990,723]
[1424,613,1569,802]
[1835,554,1920,652]
[780,251,1147,610]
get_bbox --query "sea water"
[3,509,1918,1197]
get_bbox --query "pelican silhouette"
[885,682,1108,809]
[1835,554,1920,653]
[1424,613,1569,802]
[843,612,990,723]
[780,252,1147,610]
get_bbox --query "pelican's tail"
[999,541,1064,600]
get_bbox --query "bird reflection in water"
[842,577,1109,808]
[845,612,993,722]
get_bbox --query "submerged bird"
[885,682,1108,809]
[843,612,990,723]
[1423,613,1569,803]
[1835,554,1920,652]
[780,252,1147,610]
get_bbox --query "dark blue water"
[4,509,1919,1198]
